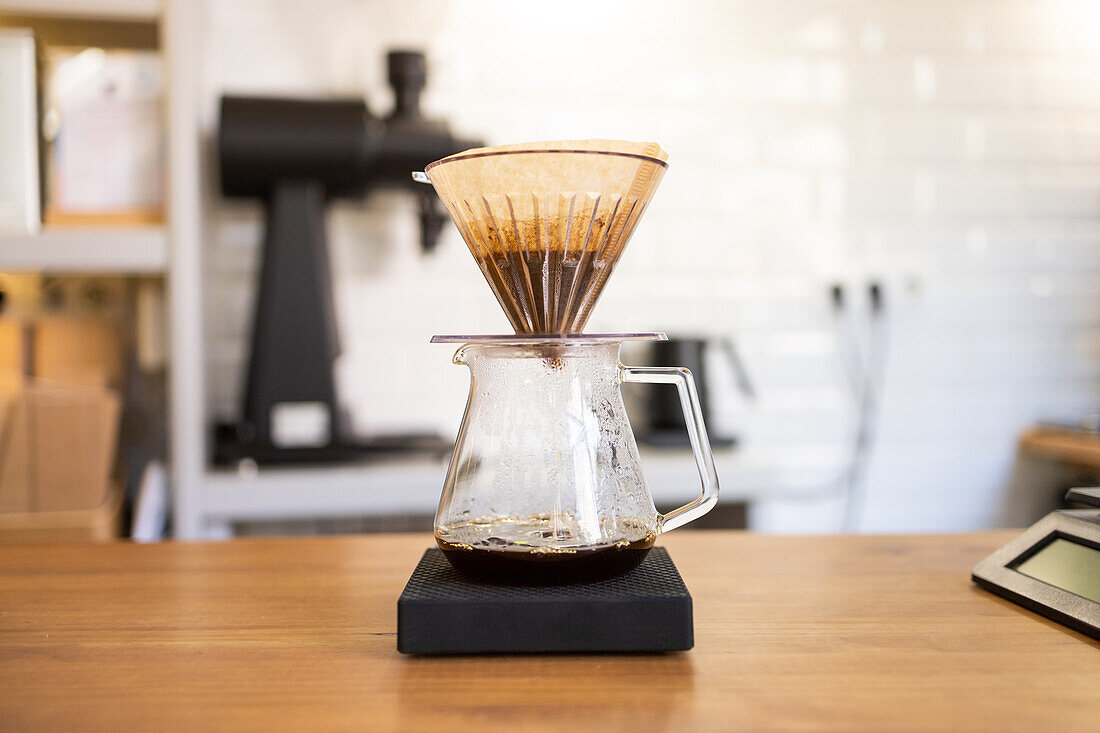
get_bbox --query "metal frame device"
[972,487,1100,641]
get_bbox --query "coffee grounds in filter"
[424,140,668,334]
[456,198,645,333]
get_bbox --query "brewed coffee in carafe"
[418,141,719,584]
[436,516,657,585]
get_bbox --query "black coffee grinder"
[215,50,481,464]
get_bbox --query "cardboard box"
[35,316,123,388]
[0,383,120,513]
[0,392,31,512]
[0,318,25,378]
[0,484,121,543]
[0,320,26,502]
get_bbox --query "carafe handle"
[620,365,720,532]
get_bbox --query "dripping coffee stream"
[416,141,719,584]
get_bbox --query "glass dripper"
[417,140,668,334]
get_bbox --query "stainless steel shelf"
[197,446,844,530]
[0,226,168,273]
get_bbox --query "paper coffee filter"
[450,138,667,159]
[424,140,668,334]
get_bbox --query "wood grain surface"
[1020,425,1100,468]
[1,531,1097,732]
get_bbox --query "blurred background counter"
[2,0,1100,540]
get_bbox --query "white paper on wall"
[45,48,164,214]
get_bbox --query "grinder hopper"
[417,140,668,333]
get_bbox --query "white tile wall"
[198,0,1100,532]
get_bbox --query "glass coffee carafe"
[417,141,720,584]
[431,333,718,584]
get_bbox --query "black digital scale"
[397,547,693,655]
[972,487,1100,641]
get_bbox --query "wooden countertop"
[1,531,1097,732]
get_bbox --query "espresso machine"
[215,50,480,464]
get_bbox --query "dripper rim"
[424,148,670,173]
[430,332,667,345]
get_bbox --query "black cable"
[840,282,888,532]
[747,283,888,530]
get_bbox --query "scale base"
[397,547,693,654]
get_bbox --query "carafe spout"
[451,345,471,366]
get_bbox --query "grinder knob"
[387,50,426,120]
